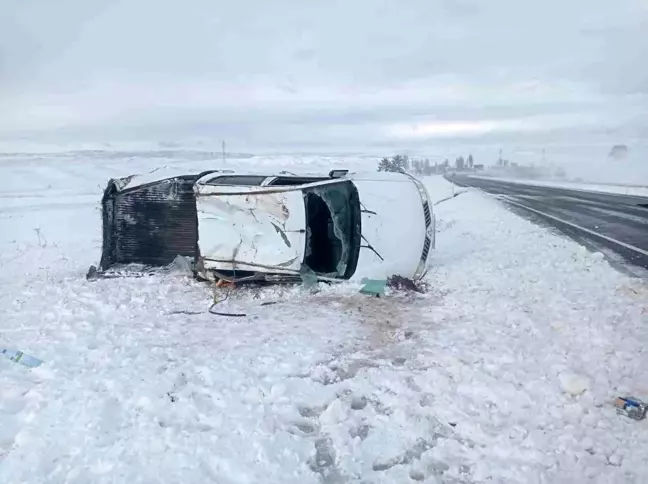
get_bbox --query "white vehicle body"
[99,170,435,282]
[351,177,432,281]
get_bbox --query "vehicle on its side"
[98,169,435,284]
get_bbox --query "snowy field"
[1,152,648,483]
[468,175,648,198]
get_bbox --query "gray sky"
[1,0,647,157]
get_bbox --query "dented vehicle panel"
[97,169,434,283]
[195,185,306,275]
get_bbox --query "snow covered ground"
[468,175,648,198]
[1,152,648,483]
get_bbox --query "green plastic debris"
[360,278,387,297]
[300,264,320,293]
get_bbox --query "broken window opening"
[267,176,328,186]
[203,175,266,186]
[302,181,361,279]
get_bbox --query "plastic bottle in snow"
[1,348,43,368]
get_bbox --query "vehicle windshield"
[302,181,361,279]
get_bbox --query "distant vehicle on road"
[98,169,435,284]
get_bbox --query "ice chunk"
[559,372,590,396]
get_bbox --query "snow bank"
[1,153,647,483]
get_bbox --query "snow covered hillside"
[1,152,647,483]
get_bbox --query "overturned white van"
[98,169,435,284]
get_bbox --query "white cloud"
[387,120,521,138]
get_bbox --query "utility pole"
[222,141,226,163]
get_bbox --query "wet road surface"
[445,175,648,275]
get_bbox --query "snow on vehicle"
[97,169,435,283]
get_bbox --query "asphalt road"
[445,175,648,275]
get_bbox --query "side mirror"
[329,169,349,178]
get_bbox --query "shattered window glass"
[302,181,360,279]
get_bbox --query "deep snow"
[1,152,647,483]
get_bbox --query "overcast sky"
[1,0,647,157]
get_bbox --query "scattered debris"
[207,304,246,318]
[167,309,204,316]
[1,348,43,368]
[86,263,175,281]
[209,283,280,317]
[299,264,320,293]
[86,264,98,280]
[614,396,647,420]
[387,275,425,293]
[215,279,235,288]
[169,255,194,276]
[434,190,467,206]
[359,278,387,297]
